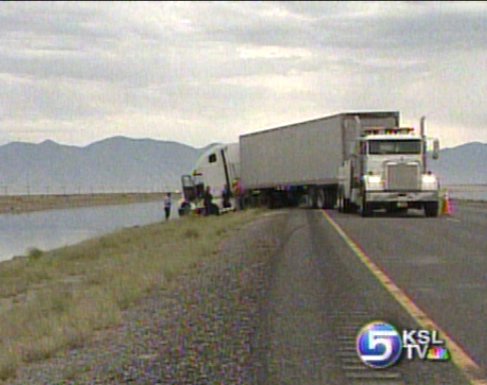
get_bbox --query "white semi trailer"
[240,111,441,216]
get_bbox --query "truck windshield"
[368,140,421,155]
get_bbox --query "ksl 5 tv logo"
[356,321,451,369]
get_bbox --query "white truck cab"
[338,118,441,217]
[179,143,240,215]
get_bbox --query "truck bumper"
[366,191,438,203]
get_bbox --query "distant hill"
[0,137,208,195]
[429,142,487,185]
[0,137,483,195]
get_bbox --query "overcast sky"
[0,1,486,148]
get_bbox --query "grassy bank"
[0,193,178,215]
[0,210,262,381]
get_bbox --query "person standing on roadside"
[164,193,172,220]
[222,184,231,209]
[232,177,244,210]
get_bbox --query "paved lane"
[327,203,487,377]
[254,209,473,384]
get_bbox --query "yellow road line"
[321,210,487,385]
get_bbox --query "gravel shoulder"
[8,210,288,385]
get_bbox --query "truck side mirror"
[432,139,440,159]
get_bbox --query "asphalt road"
[329,204,487,373]
[254,205,486,384]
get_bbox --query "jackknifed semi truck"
[180,111,441,217]
[240,111,441,216]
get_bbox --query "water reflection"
[0,201,176,262]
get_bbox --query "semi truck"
[180,111,441,217]
[240,111,440,216]
[337,115,440,217]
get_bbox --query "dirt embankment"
[0,193,178,215]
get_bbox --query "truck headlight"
[421,174,438,190]
[368,175,382,184]
[365,175,383,190]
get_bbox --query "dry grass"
[0,209,262,380]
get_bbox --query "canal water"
[0,200,177,262]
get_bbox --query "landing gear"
[316,189,325,209]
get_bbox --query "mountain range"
[429,142,487,185]
[0,137,484,195]
[0,137,213,195]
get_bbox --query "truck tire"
[424,202,439,217]
[361,195,372,217]
[308,188,318,209]
[178,202,191,216]
[323,189,330,209]
[210,203,220,216]
[328,189,337,209]
[323,188,336,209]
[332,189,337,209]
[267,192,275,209]
[339,189,351,213]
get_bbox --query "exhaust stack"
[355,115,362,136]
[420,116,426,172]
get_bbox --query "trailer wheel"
[266,191,274,209]
[323,188,334,209]
[323,189,329,209]
[308,188,318,209]
[324,189,330,209]
[178,202,191,216]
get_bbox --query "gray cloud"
[0,1,485,148]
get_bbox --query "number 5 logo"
[356,321,403,369]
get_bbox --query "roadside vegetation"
[0,209,262,381]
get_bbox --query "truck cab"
[338,122,441,217]
[179,143,240,216]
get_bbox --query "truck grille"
[386,163,420,191]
